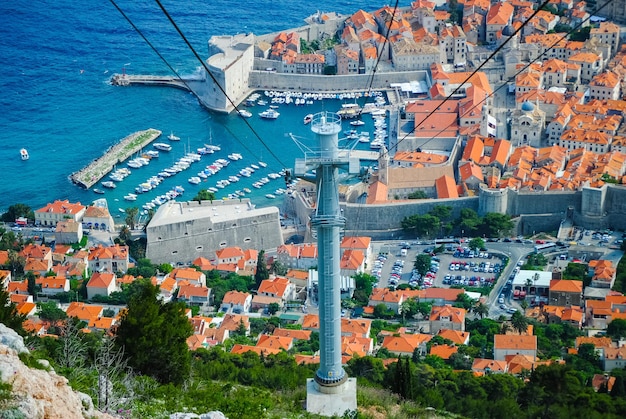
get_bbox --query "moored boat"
[168,132,180,141]
[102,181,116,189]
[259,108,280,119]
[265,194,276,199]
[93,188,105,194]
[152,143,172,151]
[237,109,252,118]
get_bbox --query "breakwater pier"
[111,74,200,91]
[69,128,162,189]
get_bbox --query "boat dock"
[69,128,162,189]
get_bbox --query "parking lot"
[369,241,507,294]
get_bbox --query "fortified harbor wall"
[287,184,626,239]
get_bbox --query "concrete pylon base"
[306,378,357,417]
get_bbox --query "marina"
[69,128,162,190]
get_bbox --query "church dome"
[502,24,516,37]
[521,101,535,112]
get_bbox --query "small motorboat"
[93,188,105,194]
[303,114,313,124]
[168,132,181,141]
[20,148,29,160]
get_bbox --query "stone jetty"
[69,128,162,189]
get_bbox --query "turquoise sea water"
[0,0,404,213]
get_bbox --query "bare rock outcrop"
[0,324,116,419]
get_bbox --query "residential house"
[493,334,538,361]
[276,243,318,270]
[429,305,466,332]
[37,276,70,296]
[472,358,508,374]
[16,302,37,317]
[87,244,130,273]
[429,344,458,360]
[340,236,372,262]
[170,267,207,287]
[590,22,621,59]
[86,272,117,299]
[381,333,433,357]
[219,314,250,336]
[334,45,359,75]
[569,52,603,84]
[339,249,365,276]
[65,302,104,326]
[589,71,621,101]
[438,329,470,345]
[81,205,115,233]
[34,200,86,227]
[549,279,583,307]
[368,288,404,313]
[157,276,178,302]
[177,284,211,306]
[257,277,295,303]
[220,290,252,314]
[55,220,83,244]
[485,2,514,44]
[589,259,616,289]
[256,334,293,351]
[602,347,626,371]
[542,58,568,88]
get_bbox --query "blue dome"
[521,101,535,112]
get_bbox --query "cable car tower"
[294,111,358,416]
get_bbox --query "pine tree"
[254,250,269,288]
[114,279,193,384]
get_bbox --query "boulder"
[0,322,28,354]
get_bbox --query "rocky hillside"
[0,323,116,419]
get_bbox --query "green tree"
[254,250,269,288]
[468,237,485,252]
[473,302,489,319]
[374,303,392,319]
[480,213,514,237]
[270,260,288,276]
[457,208,481,235]
[118,225,132,245]
[0,282,26,335]
[268,302,280,315]
[352,273,376,306]
[125,206,139,230]
[36,301,68,326]
[6,250,25,278]
[192,189,216,202]
[414,254,432,276]
[400,299,418,322]
[0,203,34,223]
[607,318,626,340]
[114,279,193,384]
[429,205,452,222]
[401,214,441,237]
[563,263,587,280]
[26,271,38,299]
[510,310,529,334]
[407,190,427,199]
